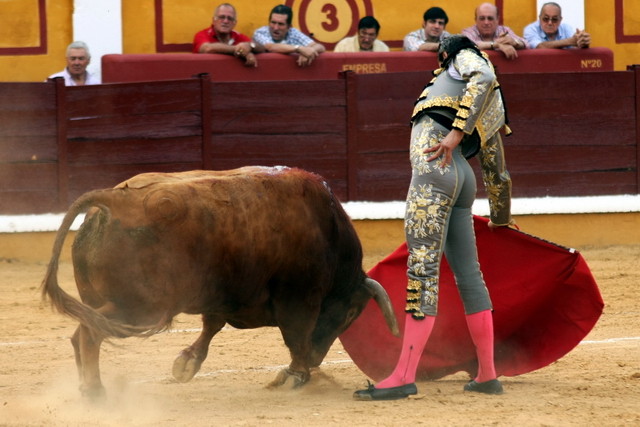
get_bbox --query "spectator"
[193,3,265,67]
[253,4,325,67]
[404,7,451,52]
[47,41,100,86]
[524,2,591,49]
[462,2,529,60]
[334,16,390,52]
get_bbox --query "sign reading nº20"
[581,59,603,68]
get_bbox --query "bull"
[41,166,399,399]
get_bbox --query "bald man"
[462,2,529,60]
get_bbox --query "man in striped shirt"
[403,7,451,52]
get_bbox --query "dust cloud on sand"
[1,245,640,426]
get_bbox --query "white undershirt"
[448,64,462,81]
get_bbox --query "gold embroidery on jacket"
[412,95,460,118]
[411,49,504,142]
[457,108,470,119]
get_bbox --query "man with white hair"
[47,41,101,86]
[193,3,265,67]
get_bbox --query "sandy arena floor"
[0,241,639,427]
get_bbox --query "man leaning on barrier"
[462,2,529,60]
[193,3,265,67]
[253,4,326,68]
[524,2,591,49]
[403,7,451,52]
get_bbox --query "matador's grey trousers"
[404,117,492,318]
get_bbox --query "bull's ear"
[364,278,400,337]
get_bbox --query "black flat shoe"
[353,381,418,401]
[463,379,504,395]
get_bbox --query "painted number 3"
[321,3,339,31]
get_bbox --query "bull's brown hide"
[41,166,397,399]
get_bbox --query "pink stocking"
[465,309,497,383]
[375,313,436,388]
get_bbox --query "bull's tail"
[40,189,166,339]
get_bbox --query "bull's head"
[308,277,399,368]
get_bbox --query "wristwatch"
[250,42,256,52]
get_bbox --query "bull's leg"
[70,326,83,380]
[269,320,316,389]
[77,323,106,401]
[172,314,225,383]
[308,335,336,369]
[73,301,124,401]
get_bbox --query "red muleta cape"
[340,215,604,381]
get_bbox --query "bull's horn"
[364,277,400,337]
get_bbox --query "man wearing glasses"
[253,4,325,67]
[524,2,591,49]
[403,7,451,52]
[334,16,389,52]
[193,3,265,67]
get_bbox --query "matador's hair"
[435,34,511,133]
[437,34,486,69]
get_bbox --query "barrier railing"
[102,48,614,83]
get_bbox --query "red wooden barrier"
[501,71,637,197]
[0,64,637,216]
[348,69,637,199]
[64,79,206,203]
[0,82,59,214]
[101,48,614,84]
[205,79,350,196]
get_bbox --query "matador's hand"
[424,129,464,168]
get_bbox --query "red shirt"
[192,27,251,53]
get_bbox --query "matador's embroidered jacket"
[410,48,513,226]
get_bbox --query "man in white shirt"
[334,16,390,52]
[47,41,101,86]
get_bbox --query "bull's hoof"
[80,384,106,403]
[172,348,201,383]
[267,368,307,389]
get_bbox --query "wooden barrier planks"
[208,79,349,198]
[352,69,638,200]
[0,68,638,215]
[501,71,637,197]
[63,79,205,200]
[349,71,426,201]
[0,83,59,213]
